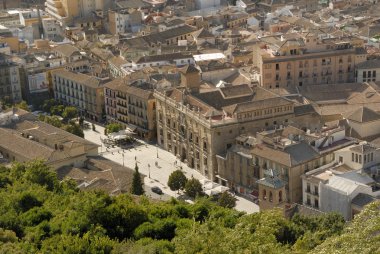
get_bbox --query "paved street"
[83,122,259,214]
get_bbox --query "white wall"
[320,178,372,220]
[356,68,380,83]
[195,0,220,10]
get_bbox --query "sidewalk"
[83,122,259,214]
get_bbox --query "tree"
[42,99,57,113]
[217,191,237,208]
[131,163,144,195]
[15,101,29,111]
[64,122,84,138]
[24,160,59,191]
[79,116,84,126]
[106,123,123,134]
[44,116,62,128]
[50,105,65,116]
[168,170,187,194]
[62,107,78,120]
[184,178,203,198]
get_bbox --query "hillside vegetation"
[0,160,378,254]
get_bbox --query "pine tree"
[131,163,144,195]
[168,170,187,194]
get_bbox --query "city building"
[343,106,380,140]
[45,0,112,26]
[302,142,380,220]
[217,124,355,205]
[355,59,380,83]
[123,25,197,48]
[257,33,367,88]
[0,53,22,103]
[154,65,324,180]
[0,108,99,169]
[108,9,143,35]
[57,156,145,195]
[52,69,106,121]
[104,78,156,140]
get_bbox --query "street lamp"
[148,163,151,178]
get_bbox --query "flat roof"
[193,53,226,62]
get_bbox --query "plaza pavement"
[83,122,259,214]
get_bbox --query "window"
[263,189,267,200]
[373,71,377,78]
[352,153,354,162]
[371,153,374,161]
[314,198,319,208]
[355,154,358,163]
[299,81,303,86]
[364,154,367,163]
[359,155,362,164]
[314,186,318,195]
[269,191,273,202]
[279,191,283,202]
[307,183,311,193]
[276,64,279,70]
[363,71,367,78]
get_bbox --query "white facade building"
[194,0,220,10]
[355,59,380,83]
[302,142,380,220]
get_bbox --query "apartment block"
[104,79,156,140]
[217,124,355,204]
[0,53,22,103]
[45,0,111,25]
[355,59,380,83]
[52,69,105,121]
[258,33,367,88]
[302,142,380,220]
[108,9,143,35]
[154,65,323,180]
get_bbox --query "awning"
[126,124,137,132]
[215,175,228,182]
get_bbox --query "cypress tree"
[131,163,144,195]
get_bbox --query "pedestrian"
[135,156,136,161]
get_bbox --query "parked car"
[151,186,163,195]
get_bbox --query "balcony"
[117,110,128,116]
[117,102,127,108]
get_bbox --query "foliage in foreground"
[0,160,375,254]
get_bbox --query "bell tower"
[257,169,287,211]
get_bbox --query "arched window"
[269,191,273,202]
[279,191,283,202]
[263,189,267,200]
